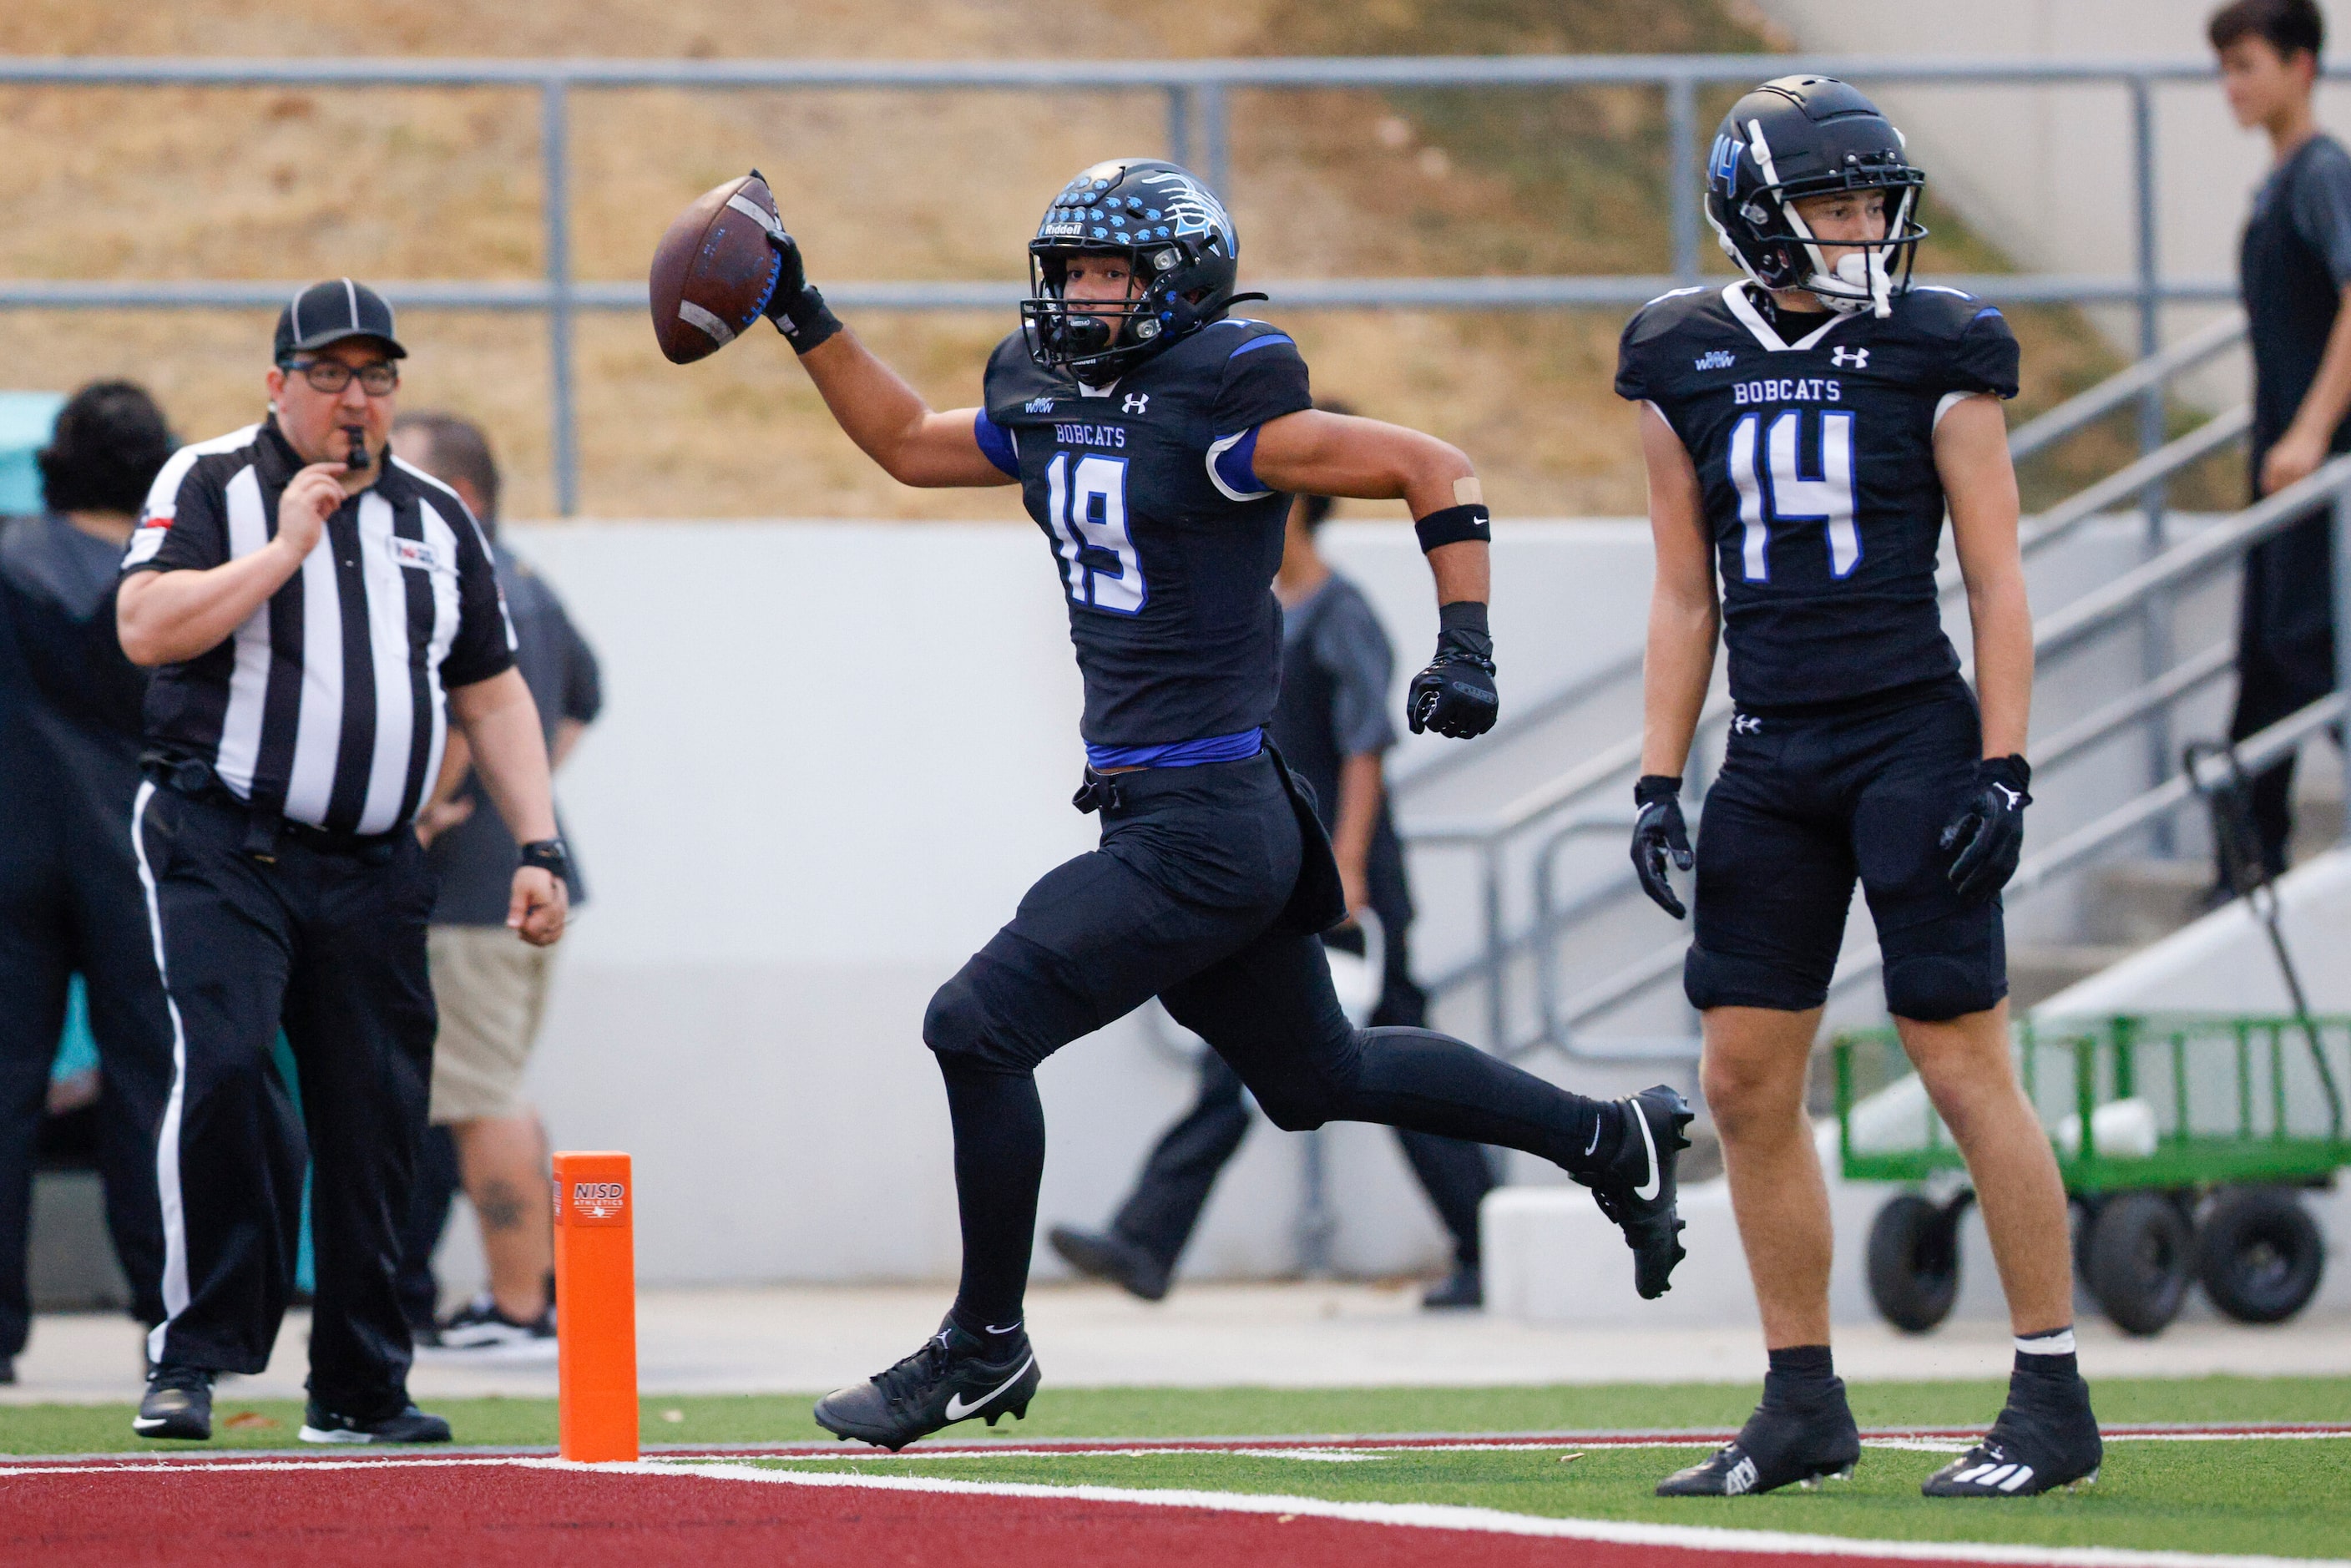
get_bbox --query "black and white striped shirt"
[124,417,515,835]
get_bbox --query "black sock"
[1345,1027,1619,1175]
[938,1058,1044,1352]
[2013,1327,2079,1387]
[1765,1343,1838,1404]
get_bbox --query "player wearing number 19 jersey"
[1620,78,2100,1500]
[740,155,1695,1451]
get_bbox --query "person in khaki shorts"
[392,412,601,1353]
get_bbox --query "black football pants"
[1110,918,1495,1277]
[0,761,174,1355]
[135,783,435,1416]
[922,750,1600,1330]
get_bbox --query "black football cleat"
[1923,1371,2102,1497]
[133,1364,215,1441]
[299,1401,453,1444]
[1577,1085,1694,1299]
[1657,1381,1862,1496]
[1048,1225,1171,1302]
[813,1317,1042,1450]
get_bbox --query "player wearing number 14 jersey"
[1619,78,2101,1500]
[748,156,1694,1450]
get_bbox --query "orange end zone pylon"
[552,1151,639,1462]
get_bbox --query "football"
[649,170,786,365]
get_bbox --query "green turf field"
[1,1376,2343,1453]
[738,1438,2351,1560]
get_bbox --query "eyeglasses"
[280,358,400,397]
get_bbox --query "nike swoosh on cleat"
[1631,1100,1662,1203]
[943,1353,1034,1422]
[130,1418,170,1431]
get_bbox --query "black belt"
[141,753,402,864]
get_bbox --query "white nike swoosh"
[1631,1100,1662,1204]
[131,1417,172,1431]
[1584,1120,1602,1157]
[943,1353,1034,1422]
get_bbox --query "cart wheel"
[1867,1193,1965,1333]
[2084,1191,2192,1336]
[2197,1186,2326,1324]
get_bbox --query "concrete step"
[2009,943,2136,1010]
[2081,859,2213,948]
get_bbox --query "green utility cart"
[1833,1014,2349,1336]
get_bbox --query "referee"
[114,280,569,1444]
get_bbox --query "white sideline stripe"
[2,1454,2343,1568]
[129,781,190,1368]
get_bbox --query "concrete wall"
[458,513,2242,1290]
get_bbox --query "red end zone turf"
[0,1457,2121,1568]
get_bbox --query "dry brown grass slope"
[1,0,2147,519]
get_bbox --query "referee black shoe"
[1656,1382,1862,1496]
[1923,1371,2101,1497]
[1048,1225,1171,1302]
[1576,1085,1694,1299]
[133,1364,215,1441]
[813,1317,1040,1451]
[299,1400,453,1444]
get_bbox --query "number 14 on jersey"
[1727,408,1861,583]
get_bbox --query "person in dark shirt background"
[0,382,179,1378]
[1050,405,1496,1311]
[390,412,601,1354]
[2214,0,2351,874]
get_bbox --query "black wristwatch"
[518,838,570,879]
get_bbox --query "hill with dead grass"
[0,0,2153,519]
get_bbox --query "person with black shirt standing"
[2213,0,2351,875]
[390,411,601,1354]
[114,280,569,1444]
[0,382,179,1380]
[1049,443,1494,1312]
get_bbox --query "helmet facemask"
[1708,113,1929,319]
[1022,242,1188,382]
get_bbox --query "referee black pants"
[134,782,435,1415]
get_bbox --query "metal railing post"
[1483,843,1507,1051]
[2131,74,2175,847]
[1667,73,1700,284]
[1165,83,1192,169]
[542,76,579,518]
[1200,78,1231,198]
[2338,482,2351,846]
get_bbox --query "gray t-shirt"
[426,543,602,927]
[1279,574,1398,762]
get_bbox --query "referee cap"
[275,278,407,361]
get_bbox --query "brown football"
[649,171,786,365]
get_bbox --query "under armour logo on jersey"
[1732,714,1762,735]
[1830,346,1870,369]
[1122,393,1150,415]
[1694,349,1737,372]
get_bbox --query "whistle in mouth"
[344,425,371,473]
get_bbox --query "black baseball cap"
[274,278,407,362]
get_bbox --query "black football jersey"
[1615,281,2020,709]
[978,316,1312,751]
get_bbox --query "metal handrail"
[2006,312,2246,462]
[0,53,2274,512]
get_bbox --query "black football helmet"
[1705,77,1927,317]
[1021,158,1242,382]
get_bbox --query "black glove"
[1408,601,1499,739]
[761,216,843,355]
[1939,754,2031,903]
[1630,774,1693,919]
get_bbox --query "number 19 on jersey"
[1044,453,1145,615]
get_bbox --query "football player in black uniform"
[752,158,1695,1449]
[1619,81,2101,1499]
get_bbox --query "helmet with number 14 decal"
[1706,77,1929,318]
